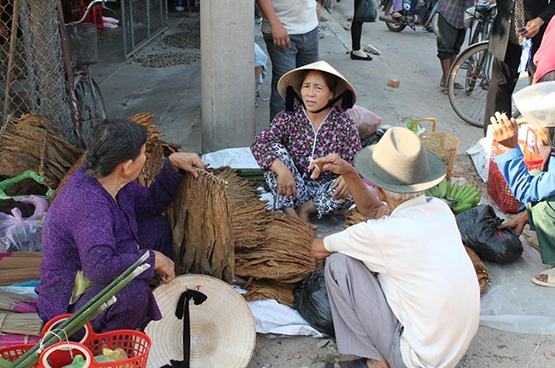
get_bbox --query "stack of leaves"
[167,169,234,283]
[0,113,83,188]
[0,252,42,286]
[465,246,490,294]
[344,207,490,294]
[0,290,42,337]
[130,113,169,187]
[243,279,295,307]
[426,180,481,214]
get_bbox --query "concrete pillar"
[201,0,255,153]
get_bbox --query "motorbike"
[378,0,439,33]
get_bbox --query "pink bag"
[346,104,383,139]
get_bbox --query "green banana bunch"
[425,180,481,214]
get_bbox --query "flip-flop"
[531,266,555,287]
[325,358,368,368]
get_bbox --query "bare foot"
[284,207,301,220]
[298,201,317,229]
[366,359,389,368]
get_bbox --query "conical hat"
[145,275,256,368]
[277,61,357,106]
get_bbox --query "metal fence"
[121,0,168,57]
[0,0,74,141]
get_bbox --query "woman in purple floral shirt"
[251,61,362,226]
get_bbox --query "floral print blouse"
[251,106,362,182]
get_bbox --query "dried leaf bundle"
[167,169,234,283]
[243,279,295,307]
[0,252,42,286]
[465,246,491,294]
[0,312,42,336]
[344,208,368,228]
[130,113,165,187]
[229,198,269,250]
[0,113,82,188]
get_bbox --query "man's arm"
[310,154,386,218]
[256,0,291,48]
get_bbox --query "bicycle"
[63,0,113,147]
[446,2,496,128]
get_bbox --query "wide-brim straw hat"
[513,81,555,127]
[355,127,446,193]
[145,274,256,368]
[277,61,357,106]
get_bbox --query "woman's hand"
[332,176,350,200]
[271,159,297,197]
[169,152,205,178]
[153,250,175,284]
[498,211,528,236]
[490,112,519,149]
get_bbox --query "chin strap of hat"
[161,289,208,368]
[284,86,354,113]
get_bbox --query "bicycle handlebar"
[66,0,116,26]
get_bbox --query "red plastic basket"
[488,129,545,214]
[0,315,151,368]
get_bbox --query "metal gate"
[121,0,168,58]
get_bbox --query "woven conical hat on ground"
[145,275,256,368]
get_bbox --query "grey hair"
[382,189,424,202]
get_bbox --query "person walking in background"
[436,0,474,94]
[257,0,319,121]
[350,0,373,61]
[483,0,555,135]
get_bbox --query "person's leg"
[263,33,298,121]
[263,143,307,215]
[483,42,522,135]
[350,0,371,60]
[436,13,457,88]
[528,198,555,266]
[392,0,403,13]
[324,253,402,367]
[294,27,319,68]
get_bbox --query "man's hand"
[332,176,350,200]
[153,250,176,284]
[271,21,291,48]
[523,17,544,38]
[311,238,330,259]
[169,152,205,178]
[498,211,528,236]
[309,154,356,179]
[491,112,519,149]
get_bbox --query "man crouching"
[310,127,480,368]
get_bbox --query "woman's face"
[127,144,147,180]
[300,71,335,113]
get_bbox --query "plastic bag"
[456,205,523,264]
[346,105,383,139]
[293,268,335,337]
[0,206,45,252]
[354,0,377,22]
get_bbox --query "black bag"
[456,205,523,264]
[354,0,378,22]
[293,268,335,337]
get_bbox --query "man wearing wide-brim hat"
[310,127,480,368]
[492,81,555,287]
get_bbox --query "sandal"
[325,358,368,368]
[531,266,555,287]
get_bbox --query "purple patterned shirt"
[251,106,362,181]
[438,0,474,29]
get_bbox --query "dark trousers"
[483,42,522,135]
[352,0,363,50]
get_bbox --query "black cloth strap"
[161,289,208,368]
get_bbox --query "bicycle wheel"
[74,73,107,148]
[447,41,492,128]
[383,0,406,32]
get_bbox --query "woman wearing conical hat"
[251,61,361,227]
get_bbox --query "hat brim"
[277,62,357,107]
[354,145,446,193]
[145,275,256,368]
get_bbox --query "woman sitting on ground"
[251,61,361,227]
[37,118,204,332]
